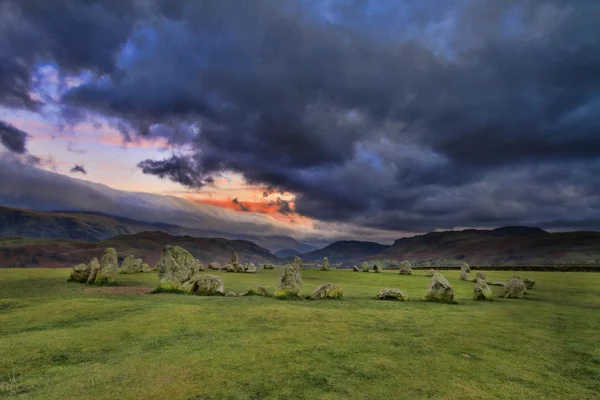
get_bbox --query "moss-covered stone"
[141,263,151,273]
[475,271,486,281]
[246,284,270,296]
[524,277,536,289]
[473,279,493,301]
[86,258,100,284]
[155,245,199,289]
[95,248,118,285]
[226,264,236,272]
[274,264,302,299]
[320,257,329,271]
[310,283,343,300]
[235,264,245,273]
[377,288,409,301]
[423,273,455,302]
[194,274,225,296]
[120,255,144,274]
[208,262,221,270]
[362,262,370,272]
[425,268,435,277]
[292,256,303,270]
[399,260,413,275]
[69,263,90,283]
[498,276,526,299]
[230,252,239,265]
[459,263,470,281]
[245,263,257,273]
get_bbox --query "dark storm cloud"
[3,0,600,232]
[69,164,87,175]
[0,120,28,154]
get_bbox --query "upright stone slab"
[373,264,381,273]
[86,258,100,284]
[498,276,527,298]
[399,260,413,275]
[459,263,470,281]
[274,264,302,299]
[120,255,139,274]
[362,262,370,272]
[141,263,151,273]
[245,263,257,273]
[156,245,199,290]
[423,273,455,302]
[292,256,303,270]
[321,257,329,271]
[524,278,536,289]
[352,265,360,272]
[473,279,493,301]
[95,248,118,284]
[425,268,435,277]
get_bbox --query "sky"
[1,0,600,243]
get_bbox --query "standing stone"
[193,275,225,296]
[86,258,100,284]
[399,260,413,275]
[524,278,536,289]
[475,271,486,281]
[263,264,275,269]
[120,255,139,274]
[292,256,303,270]
[274,264,302,299]
[423,273,455,302]
[141,263,151,273]
[362,262,370,272]
[69,263,90,283]
[235,263,245,273]
[226,264,236,272]
[377,288,409,301]
[425,268,435,277]
[194,259,205,273]
[459,263,471,281]
[473,279,493,301]
[230,252,239,266]
[310,283,344,299]
[95,248,118,284]
[156,245,199,290]
[246,263,257,273]
[498,276,527,298]
[373,264,381,273]
[321,257,329,271]
[246,284,270,296]
[353,265,360,272]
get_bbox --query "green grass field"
[1,268,599,399]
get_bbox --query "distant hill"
[275,248,303,258]
[379,227,600,265]
[0,205,313,254]
[300,240,390,263]
[0,231,279,268]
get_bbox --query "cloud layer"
[2,0,600,233]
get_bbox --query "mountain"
[0,161,314,252]
[274,248,302,258]
[379,227,600,265]
[0,205,313,253]
[0,231,279,268]
[299,240,390,263]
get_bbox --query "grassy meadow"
[0,268,599,399]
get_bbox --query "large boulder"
[425,269,435,277]
[69,263,90,283]
[246,284,270,296]
[459,263,471,281]
[423,273,455,302]
[320,257,329,271]
[310,283,344,300]
[498,276,527,298]
[120,255,144,274]
[524,278,536,289]
[208,262,221,271]
[245,263,257,273]
[377,288,409,301]
[274,264,302,299]
[95,248,118,284]
[473,279,493,301]
[156,245,200,290]
[399,260,413,275]
[86,258,100,284]
[194,275,225,296]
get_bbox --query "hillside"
[379,227,600,265]
[300,240,390,263]
[0,231,279,268]
[0,205,313,254]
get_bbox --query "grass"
[0,268,599,399]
